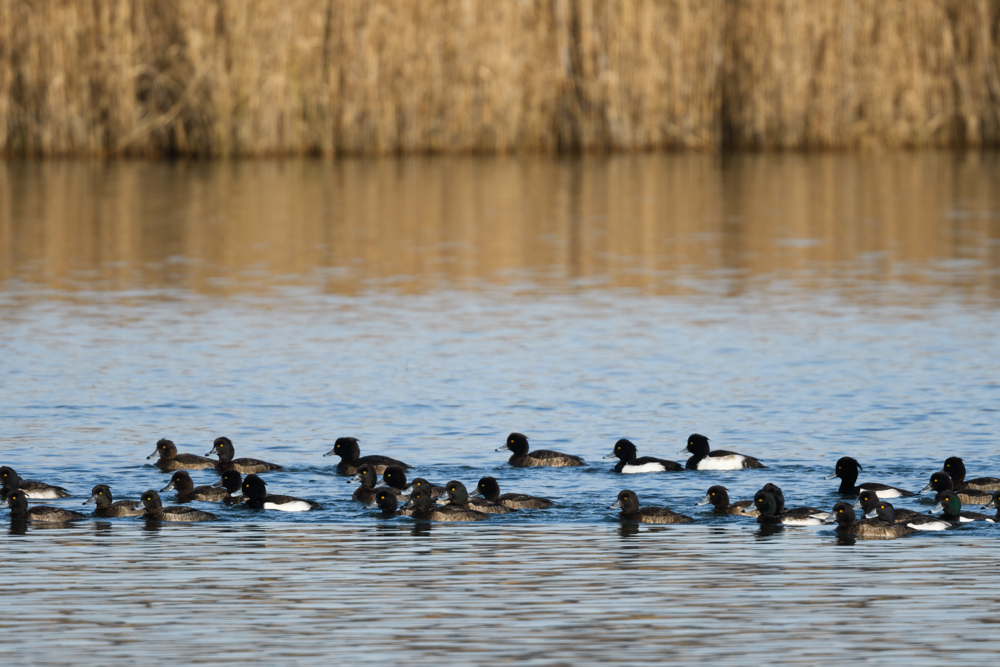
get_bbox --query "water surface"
[1,153,999,664]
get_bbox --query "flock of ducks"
[3,432,999,539]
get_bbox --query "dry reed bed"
[1,0,999,156]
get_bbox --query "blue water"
[1,154,999,664]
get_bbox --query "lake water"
[1,153,999,664]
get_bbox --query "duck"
[917,471,994,505]
[497,432,586,468]
[753,489,827,525]
[829,501,914,539]
[139,490,217,522]
[0,466,71,500]
[756,482,827,519]
[824,457,913,498]
[146,438,216,471]
[213,470,247,505]
[862,498,951,531]
[83,484,144,517]
[382,467,445,500]
[403,485,488,522]
[365,488,412,517]
[471,476,554,510]
[609,489,693,524]
[238,474,320,512]
[695,485,755,516]
[6,489,86,522]
[678,434,765,470]
[381,465,411,497]
[438,480,514,514]
[348,463,380,504]
[323,436,409,476]
[981,491,1000,523]
[932,491,992,523]
[160,470,230,503]
[942,457,1000,492]
[603,439,682,473]
[853,489,949,530]
[206,437,282,474]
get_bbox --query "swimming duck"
[83,484,144,517]
[213,470,247,505]
[471,476,554,510]
[932,491,992,523]
[825,457,913,498]
[365,488,411,517]
[160,470,230,503]
[829,501,914,539]
[237,474,320,512]
[942,457,1000,492]
[403,485,488,522]
[6,490,85,522]
[753,489,827,525]
[438,480,514,514]
[918,471,994,505]
[853,490,949,530]
[609,490,693,524]
[207,437,282,474]
[854,500,952,530]
[678,434,765,470]
[603,439,682,473]
[323,437,410,476]
[139,490,217,522]
[497,432,586,468]
[348,463,380,504]
[146,438,216,471]
[382,467,445,500]
[696,485,755,516]
[0,466,71,500]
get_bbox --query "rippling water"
[1,153,999,664]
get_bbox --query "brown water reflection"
[1,153,998,299]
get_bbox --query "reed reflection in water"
[1,152,998,299]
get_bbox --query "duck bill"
[695,495,711,506]
[146,449,159,460]
[930,503,944,514]
[851,500,863,509]
[676,448,690,456]
[322,447,336,457]
[917,483,934,494]
[82,494,98,505]
[602,452,618,460]
[863,509,877,518]
[608,500,623,510]
[495,444,510,452]
[823,472,838,480]
[211,479,225,488]
[204,449,217,457]
[364,500,380,510]
[159,481,175,493]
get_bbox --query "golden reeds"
[1,0,999,156]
